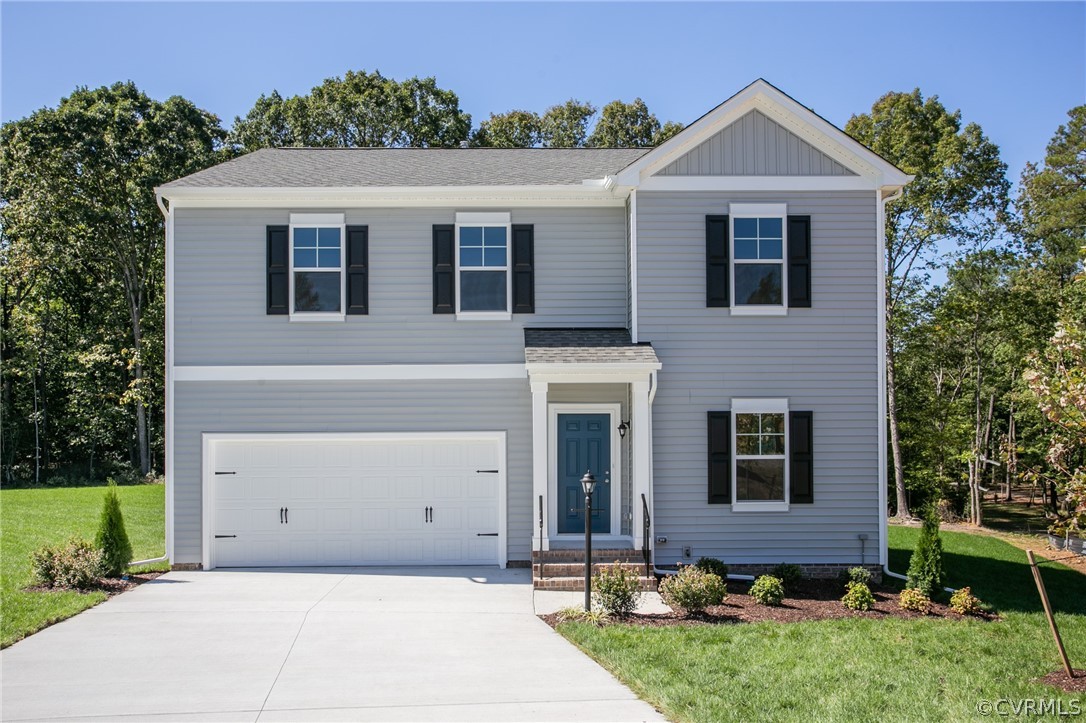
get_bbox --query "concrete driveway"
[1,567,663,722]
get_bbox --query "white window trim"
[731,397,790,512]
[455,211,512,320]
[729,203,788,316]
[289,213,346,322]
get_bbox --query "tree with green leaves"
[587,98,682,148]
[95,482,133,576]
[230,70,472,150]
[845,90,1010,519]
[540,99,597,147]
[471,109,543,148]
[1,82,227,478]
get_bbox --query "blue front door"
[558,413,611,534]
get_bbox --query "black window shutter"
[707,411,731,504]
[267,225,289,315]
[433,224,455,314]
[345,225,369,315]
[511,224,534,314]
[790,410,814,503]
[787,215,812,308]
[706,215,730,307]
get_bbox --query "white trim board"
[547,403,623,540]
[174,364,529,382]
[201,431,509,571]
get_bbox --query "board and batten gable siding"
[655,110,858,177]
[172,207,627,365]
[636,191,881,565]
[172,379,533,564]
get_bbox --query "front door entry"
[557,413,611,534]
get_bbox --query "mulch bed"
[25,570,165,597]
[1038,670,1086,693]
[541,578,998,628]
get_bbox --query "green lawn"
[1,484,166,648]
[559,526,1086,722]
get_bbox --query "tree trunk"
[1005,408,1016,502]
[886,340,910,518]
[124,278,150,476]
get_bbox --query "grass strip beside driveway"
[1,484,165,648]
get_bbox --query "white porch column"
[531,380,549,552]
[631,379,652,553]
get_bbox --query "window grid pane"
[294,227,342,270]
[460,226,508,269]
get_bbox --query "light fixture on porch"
[580,470,597,611]
[617,420,630,439]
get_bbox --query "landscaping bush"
[555,606,610,625]
[659,566,727,613]
[749,575,785,606]
[842,581,875,611]
[840,566,872,587]
[592,563,643,617]
[95,481,132,577]
[30,539,103,590]
[694,557,729,580]
[949,586,984,616]
[898,586,931,613]
[771,563,803,591]
[906,507,944,597]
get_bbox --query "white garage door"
[207,434,504,568]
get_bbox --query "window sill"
[731,502,789,513]
[456,312,512,321]
[730,306,788,316]
[289,313,346,323]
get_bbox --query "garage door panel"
[211,436,502,568]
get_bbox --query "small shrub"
[555,606,610,625]
[949,586,984,616]
[771,563,803,591]
[839,566,872,587]
[694,557,729,580]
[842,581,876,611]
[659,566,727,613]
[31,539,103,590]
[906,507,944,597]
[95,482,133,577]
[898,587,931,613]
[749,575,785,606]
[592,563,643,617]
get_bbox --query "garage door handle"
[284,507,288,524]
[476,533,498,537]
[280,507,284,524]
[476,469,499,474]
[215,535,237,539]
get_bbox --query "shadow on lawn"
[888,545,1084,615]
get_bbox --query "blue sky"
[2,2,1083,182]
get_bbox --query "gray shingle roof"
[162,147,651,188]
[524,328,660,365]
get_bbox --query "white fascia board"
[525,363,661,385]
[615,80,912,188]
[174,364,528,382]
[637,175,878,193]
[156,184,628,208]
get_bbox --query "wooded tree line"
[2,71,1083,537]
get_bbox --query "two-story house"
[156,80,911,582]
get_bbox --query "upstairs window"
[456,212,511,318]
[290,214,345,319]
[730,203,787,314]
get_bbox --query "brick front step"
[534,562,650,577]
[534,576,658,591]
[533,548,646,564]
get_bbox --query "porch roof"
[523,328,660,366]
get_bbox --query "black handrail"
[641,493,651,577]
[538,494,544,581]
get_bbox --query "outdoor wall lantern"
[581,469,597,611]
[617,420,630,439]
